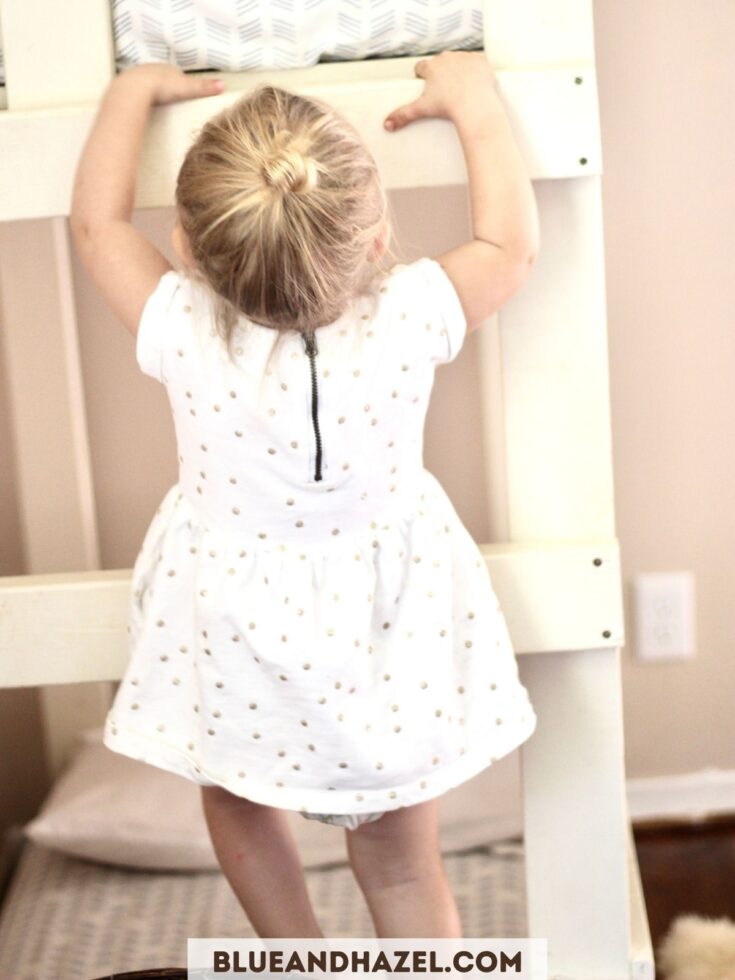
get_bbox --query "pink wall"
[594,0,735,775]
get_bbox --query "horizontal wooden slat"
[0,538,623,688]
[0,59,601,222]
[481,537,624,654]
[0,569,130,688]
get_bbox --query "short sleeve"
[388,257,467,365]
[135,270,183,383]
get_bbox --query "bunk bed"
[0,0,655,977]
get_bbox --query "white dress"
[103,256,537,821]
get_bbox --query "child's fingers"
[414,58,430,79]
[175,75,225,101]
[154,73,225,105]
[384,58,435,130]
[194,76,225,98]
[384,97,427,131]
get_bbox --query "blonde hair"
[175,84,394,367]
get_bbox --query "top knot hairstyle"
[175,85,391,348]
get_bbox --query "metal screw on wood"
[602,630,612,639]
[593,558,602,566]
[575,76,583,84]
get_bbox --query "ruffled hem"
[102,710,537,816]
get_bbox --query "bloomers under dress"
[103,256,537,827]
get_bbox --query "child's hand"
[384,51,496,131]
[118,64,225,106]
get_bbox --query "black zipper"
[302,331,323,482]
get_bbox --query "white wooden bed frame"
[0,1,655,977]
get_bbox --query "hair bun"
[262,150,318,194]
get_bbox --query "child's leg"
[345,798,463,938]
[201,785,324,938]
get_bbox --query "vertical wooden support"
[521,649,631,978]
[482,2,641,977]
[0,0,114,109]
[484,0,596,71]
[0,1,116,776]
[475,317,509,544]
[501,178,615,541]
[500,179,631,979]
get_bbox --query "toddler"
[70,51,540,940]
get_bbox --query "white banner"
[187,938,548,979]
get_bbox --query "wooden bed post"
[0,0,114,110]
[482,2,651,977]
[0,0,116,776]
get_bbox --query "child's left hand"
[119,63,225,105]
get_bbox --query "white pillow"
[0,1,483,88]
[112,1,483,74]
[24,727,522,871]
[23,728,221,871]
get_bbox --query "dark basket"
[89,970,186,980]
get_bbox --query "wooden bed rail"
[0,59,601,222]
[0,538,623,689]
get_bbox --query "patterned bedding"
[0,838,524,979]
[0,2,483,87]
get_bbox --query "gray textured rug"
[0,838,526,980]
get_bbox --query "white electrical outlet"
[633,572,696,662]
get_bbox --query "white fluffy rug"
[660,915,735,980]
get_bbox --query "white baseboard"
[627,768,735,823]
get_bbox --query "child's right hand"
[118,63,225,106]
[384,51,538,334]
[384,51,496,131]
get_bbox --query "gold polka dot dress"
[103,257,537,819]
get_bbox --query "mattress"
[0,837,525,979]
[0,2,483,87]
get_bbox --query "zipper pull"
[303,330,318,356]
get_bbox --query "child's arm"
[69,65,224,337]
[385,52,539,332]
